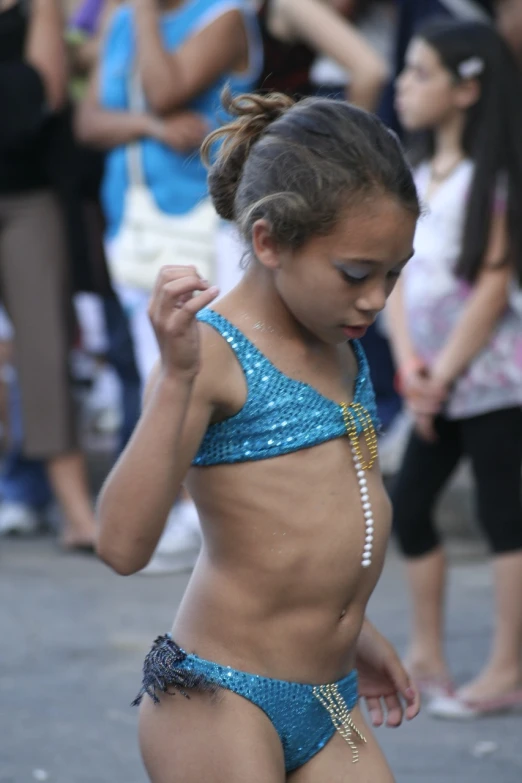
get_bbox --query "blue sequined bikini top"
[192,309,379,467]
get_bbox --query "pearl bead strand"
[352,446,374,568]
[340,402,378,569]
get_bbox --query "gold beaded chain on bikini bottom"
[312,684,367,763]
[340,401,378,471]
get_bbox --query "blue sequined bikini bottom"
[133,634,362,773]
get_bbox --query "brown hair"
[202,90,419,252]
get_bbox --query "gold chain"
[313,684,367,763]
[341,401,378,471]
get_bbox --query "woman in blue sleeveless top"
[77,0,262,383]
[77,0,262,569]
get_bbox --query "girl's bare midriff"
[174,437,391,684]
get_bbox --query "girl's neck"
[230,262,325,349]
[432,112,467,170]
[424,112,467,199]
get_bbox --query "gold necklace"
[430,156,464,183]
[340,401,378,471]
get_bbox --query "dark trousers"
[101,294,142,453]
[391,407,522,557]
[0,293,141,508]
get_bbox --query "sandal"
[428,688,522,720]
[413,674,456,701]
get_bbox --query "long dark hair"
[411,19,522,283]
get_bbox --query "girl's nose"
[356,282,387,316]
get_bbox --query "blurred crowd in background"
[0,0,519,572]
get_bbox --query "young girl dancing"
[97,91,421,781]
[390,19,522,719]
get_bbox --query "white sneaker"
[92,406,121,435]
[0,502,40,536]
[139,501,201,576]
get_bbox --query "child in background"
[389,18,522,718]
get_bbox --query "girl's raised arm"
[96,267,219,575]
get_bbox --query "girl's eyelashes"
[335,263,372,284]
[341,270,370,284]
[335,262,406,284]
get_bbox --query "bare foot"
[458,669,522,703]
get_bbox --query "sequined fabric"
[133,634,359,773]
[131,635,216,705]
[192,310,380,467]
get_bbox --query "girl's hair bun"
[201,89,295,221]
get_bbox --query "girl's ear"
[251,219,283,270]
[454,77,481,111]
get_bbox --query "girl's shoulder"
[197,310,249,416]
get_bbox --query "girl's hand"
[404,371,448,442]
[402,367,447,414]
[355,621,421,728]
[148,266,219,381]
[151,112,210,152]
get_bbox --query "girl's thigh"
[288,706,395,783]
[139,687,286,783]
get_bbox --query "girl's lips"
[342,325,368,340]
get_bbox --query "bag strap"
[126,66,146,188]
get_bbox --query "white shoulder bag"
[108,71,218,292]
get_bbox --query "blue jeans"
[0,294,141,508]
[0,373,52,507]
